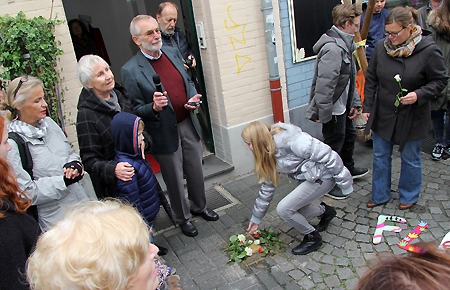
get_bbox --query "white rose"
[237,234,246,242]
[254,240,260,245]
[245,247,253,256]
[394,74,401,82]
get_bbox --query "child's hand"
[139,139,146,159]
[247,221,259,234]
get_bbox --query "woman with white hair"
[26,199,163,290]
[3,75,89,231]
[76,54,134,199]
[76,55,169,257]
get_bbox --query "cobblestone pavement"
[155,142,450,289]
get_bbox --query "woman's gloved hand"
[63,161,84,186]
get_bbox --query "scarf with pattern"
[8,118,48,139]
[384,25,422,58]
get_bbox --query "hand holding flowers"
[394,74,408,107]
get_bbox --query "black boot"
[315,202,337,232]
[291,230,322,255]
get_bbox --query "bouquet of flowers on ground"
[225,228,286,263]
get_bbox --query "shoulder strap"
[8,132,34,179]
[8,132,39,222]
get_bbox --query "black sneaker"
[444,145,450,156]
[350,167,369,179]
[325,186,348,200]
[431,143,444,161]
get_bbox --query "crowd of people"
[0,1,449,289]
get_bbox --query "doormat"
[153,186,239,233]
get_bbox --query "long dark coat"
[363,35,448,150]
[76,85,133,198]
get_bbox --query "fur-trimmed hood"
[427,10,450,42]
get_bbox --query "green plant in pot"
[0,11,64,126]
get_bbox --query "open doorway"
[62,0,214,155]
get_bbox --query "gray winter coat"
[7,117,89,231]
[250,123,353,224]
[306,26,361,123]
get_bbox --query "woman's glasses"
[12,76,28,100]
[384,27,405,37]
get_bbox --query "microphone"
[153,74,168,110]
[152,74,163,93]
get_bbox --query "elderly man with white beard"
[121,15,219,238]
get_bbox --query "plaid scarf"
[8,118,48,139]
[384,25,423,58]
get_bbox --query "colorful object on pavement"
[397,221,428,253]
[373,215,406,244]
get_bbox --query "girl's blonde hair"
[241,121,280,186]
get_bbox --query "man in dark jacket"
[360,0,389,62]
[156,2,201,92]
[306,4,368,199]
[121,15,218,238]
[156,2,196,70]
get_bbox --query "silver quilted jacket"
[250,123,353,224]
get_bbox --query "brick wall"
[2,0,82,150]
[193,0,287,167]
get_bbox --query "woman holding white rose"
[363,7,448,212]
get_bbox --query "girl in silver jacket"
[242,121,353,255]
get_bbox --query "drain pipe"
[261,0,284,123]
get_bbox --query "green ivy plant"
[0,11,64,126]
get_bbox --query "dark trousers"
[322,112,356,172]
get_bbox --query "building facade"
[1,0,320,177]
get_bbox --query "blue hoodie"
[110,112,160,223]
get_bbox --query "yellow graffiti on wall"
[235,55,252,74]
[224,5,252,74]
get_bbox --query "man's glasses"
[384,27,405,37]
[139,28,161,37]
[12,76,28,100]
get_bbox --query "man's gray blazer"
[121,46,201,154]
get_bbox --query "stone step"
[155,154,235,192]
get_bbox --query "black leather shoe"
[191,208,219,221]
[179,221,198,237]
[291,230,322,255]
[155,244,168,256]
[315,202,336,232]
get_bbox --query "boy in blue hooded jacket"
[110,112,161,236]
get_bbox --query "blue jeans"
[371,132,422,205]
[431,108,450,145]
